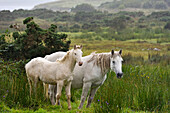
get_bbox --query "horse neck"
[96,53,111,75]
[62,50,76,72]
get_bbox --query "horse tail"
[25,63,31,97]
[27,76,32,97]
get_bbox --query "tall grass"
[0,59,49,110]
[0,54,169,112]
[94,64,169,112]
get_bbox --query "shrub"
[164,22,170,29]
[0,17,71,60]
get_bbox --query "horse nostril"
[117,73,123,78]
[79,62,83,66]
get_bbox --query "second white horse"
[45,49,123,109]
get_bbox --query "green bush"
[0,17,71,60]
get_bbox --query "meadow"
[0,37,169,112]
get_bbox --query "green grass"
[0,53,169,113]
[0,36,169,112]
[94,65,169,112]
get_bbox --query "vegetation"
[34,0,113,11]
[0,38,169,112]
[0,17,70,60]
[99,0,170,10]
[0,2,170,112]
[1,9,169,45]
[71,4,97,13]
[33,0,170,12]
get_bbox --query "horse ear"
[80,45,83,49]
[74,45,77,49]
[111,50,114,55]
[119,50,122,55]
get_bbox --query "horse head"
[73,45,83,66]
[110,49,123,78]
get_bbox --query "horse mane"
[87,52,111,75]
[56,50,72,62]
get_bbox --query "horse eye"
[75,53,77,55]
[112,61,115,64]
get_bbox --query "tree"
[0,17,71,60]
[155,2,167,9]
[143,2,153,9]
[71,4,96,13]
[164,22,170,29]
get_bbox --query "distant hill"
[99,0,170,12]
[34,0,113,12]
[34,0,170,13]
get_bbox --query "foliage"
[147,11,170,19]
[0,54,169,112]
[99,0,170,10]
[0,17,70,60]
[104,15,133,30]
[74,11,106,23]
[164,21,170,29]
[143,1,153,9]
[71,4,96,12]
[154,1,168,9]
[94,64,169,112]
[34,0,113,11]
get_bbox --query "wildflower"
[3,96,5,98]
[100,106,102,108]
[7,90,9,92]
[98,99,100,102]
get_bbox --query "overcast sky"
[0,0,58,11]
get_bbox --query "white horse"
[45,49,123,109]
[25,45,83,110]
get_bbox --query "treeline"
[0,5,170,42]
[99,0,170,10]
[0,9,57,21]
[1,8,170,23]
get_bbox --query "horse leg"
[34,78,38,99]
[49,85,56,105]
[65,81,72,110]
[86,87,99,108]
[43,83,49,100]
[78,82,92,109]
[53,85,59,105]
[55,81,64,106]
[71,88,75,102]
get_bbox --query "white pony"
[25,45,83,110]
[45,49,123,109]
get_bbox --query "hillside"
[34,0,170,13]
[99,0,170,12]
[34,0,113,11]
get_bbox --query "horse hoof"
[68,106,72,110]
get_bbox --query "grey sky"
[0,0,58,11]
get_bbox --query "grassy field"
[0,36,169,112]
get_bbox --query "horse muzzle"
[116,73,123,79]
[78,62,83,66]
